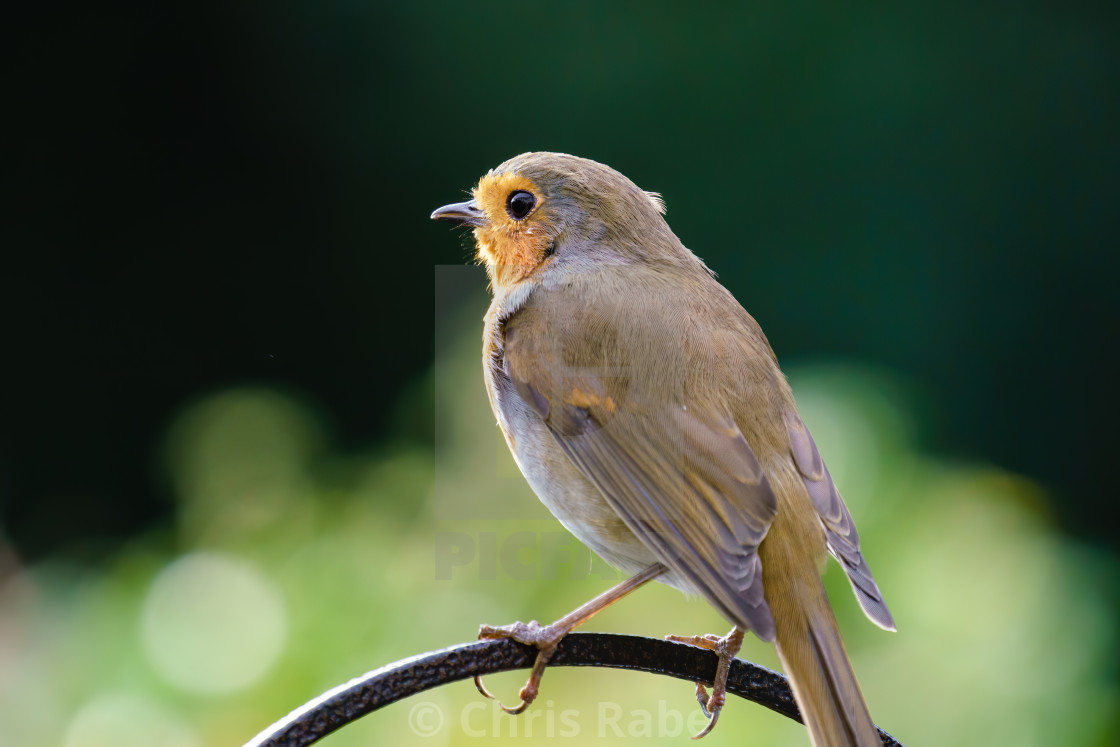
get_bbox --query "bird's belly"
[493,383,662,579]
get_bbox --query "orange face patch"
[472,171,555,288]
[474,172,540,223]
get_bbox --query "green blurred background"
[3,2,1118,745]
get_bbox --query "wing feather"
[512,364,779,640]
[786,413,896,631]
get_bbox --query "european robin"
[432,152,895,745]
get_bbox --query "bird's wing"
[502,301,779,640]
[785,413,896,631]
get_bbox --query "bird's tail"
[772,572,881,747]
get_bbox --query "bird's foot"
[471,566,667,716]
[475,620,564,714]
[665,627,746,739]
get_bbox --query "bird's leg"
[476,563,666,714]
[665,626,745,739]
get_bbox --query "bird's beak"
[430,199,486,227]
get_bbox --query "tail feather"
[772,577,881,747]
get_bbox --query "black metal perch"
[244,633,903,746]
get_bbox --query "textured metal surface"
[244,632,902,746]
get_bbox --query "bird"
[431,152,895,745]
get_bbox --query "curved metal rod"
[244,632,903,746]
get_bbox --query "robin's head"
[432,152,682,290]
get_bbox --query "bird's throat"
[475,228,551,290]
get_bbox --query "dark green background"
[5,2,1118,557]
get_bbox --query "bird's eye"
[506,190,536,220]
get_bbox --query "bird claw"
[473,675,532,714]
[694,682,712,716]
[691,702,723,740]
[479,619,550,644]
[687,680,728,739]
[475,620,559,715]
[666,633,723,650]
[666,627,745,739]
[471,567,667,718]
[473,674,499,701]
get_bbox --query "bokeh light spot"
[161,388,324,544]
[63,693,198,747]
[141,552,286,694]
